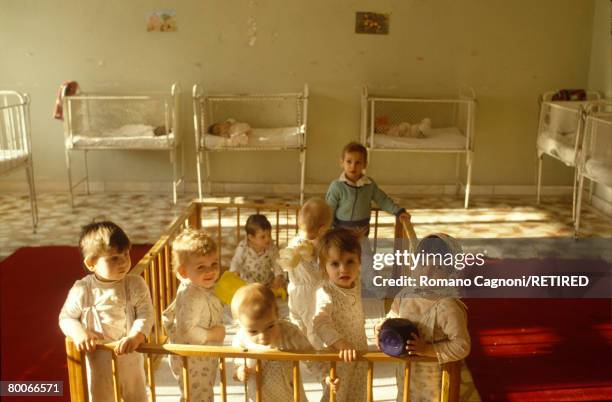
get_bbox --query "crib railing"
[0,90,38,231]
[65,338,461,402]
[64,201,464,402]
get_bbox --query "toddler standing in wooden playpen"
[162,228,226,402]
[59,221,154,402]
[279,197,333,348]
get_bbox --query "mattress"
[536,130,577,165]
[67,132,175,150]
[0,149,28,173]
[584,159,612,186]
[203,126,303,149]
[372,127,467,150]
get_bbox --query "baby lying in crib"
[375,117,432,138]
[208,118,251,146]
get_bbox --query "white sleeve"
[431,300,471,363]
[128,276,154,337]
[58,280,87,334]
[270,245,283,277]
[230,243,246,274]
[312,287,343,347]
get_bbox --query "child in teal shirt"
[326,142,410,234]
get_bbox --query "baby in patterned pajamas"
[162,229,226,402]
[313,228,369,402]
[59,221,154,402]
[278,197,332,348]
[231,283,339,401]
[230,214,285,289]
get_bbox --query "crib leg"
[464,152,473,209]
[83,150,90,195]
[588,179,594,205]
[455,153,461,196]
[574,173,585,237]
[171,147,178,205]
[65,149,75,208]
[204,149,212,196]
[571,168,578,221]
[299,148,307,205]
[25,162,38,233]
[536,155,543,204]
[196,150,204,200]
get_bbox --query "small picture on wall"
[355,12,389,35]
[147,10,177,32]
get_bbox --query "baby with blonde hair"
[162,228,225,402]
[279,197,332,347]
[231,283,338,401]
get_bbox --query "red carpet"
[0,246,150,402]
[1,248,611,401]
[465,299,612,401]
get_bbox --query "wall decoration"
[147,10,177,32]
[355,12,389,35]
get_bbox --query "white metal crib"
[0,91,38,231]
[193,84,309,204]
[575,101,612,235]
[361,86,477,208]
[535,91,601,216]
[62,83,183,206]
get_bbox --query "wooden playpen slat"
[157,253,165,325]
[150,260,160,343]
[276,210,280,246]
[255,359,263,402]
[329,362,336,402]
[164,245,172,307]
[217,207,222,268]
[292,361,300,402]
[65,338,88,402]
[111,353,121,402]
[236,207,241,244]
[373,210,379,253]
[402,361,411,402]
[219,357,228,402]
[182,357,190,401]
[146,354,157,402]
[366,361,374,402]
[441,362,461,402]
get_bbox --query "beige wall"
[1,0,596,191]
[588,0,612,202]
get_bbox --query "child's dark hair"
[318,228,362,269]
[207,123,218,134]
[245,214,272,236]
[78,221,131,263]
[341,142,368,164]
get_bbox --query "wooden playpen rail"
[65,338,461,402]
[66,201,461,401]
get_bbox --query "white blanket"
[372,127,467,150]
[67,132,175,150]
[584,159,612,186]
[203,126,303,149]
[536,130,577,165]
[0,149,29,173]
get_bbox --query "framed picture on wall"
[355,12,389,35]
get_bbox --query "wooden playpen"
[64,201,460,402]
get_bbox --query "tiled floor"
[2,191,611,260]
[2,191,611,401]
